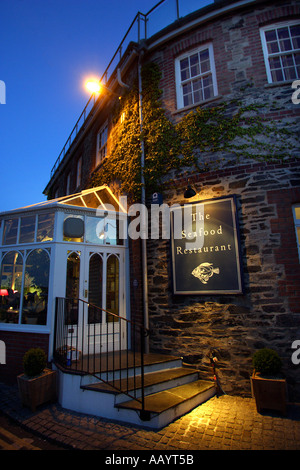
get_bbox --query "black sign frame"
[170,195,244,295]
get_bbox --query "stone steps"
[77,354,216,428]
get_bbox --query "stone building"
[1,0,300,422]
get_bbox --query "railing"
[49,0,214,180]
[53,297,149,417]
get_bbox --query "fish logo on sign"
[192,262,220,284]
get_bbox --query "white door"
[64,246,126,356]
[83,248,126,354]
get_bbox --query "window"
[1,213,54,245]
[0,251,23,323]
[260,21,300,83]
[0,248,50,325]
[66,172,71,195]
[175,44,218,109]
[96,123,108,167]
[76,157,82,188]
[2,219,18,245]
[293,205,300,261]
[21,249,50,325]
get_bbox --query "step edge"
[116,380,216,413]
[80,368,200,394]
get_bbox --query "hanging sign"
[170,196,243,294]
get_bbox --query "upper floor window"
[96,123,108,167]
[175,44,218,109]
[66,172,71,195]
[293,205,300,261]
[76,157,82,188]
[260,21,300,83]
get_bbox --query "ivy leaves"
[88,62,297,200]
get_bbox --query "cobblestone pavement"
[0,382,299,451]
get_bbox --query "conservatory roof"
[0,186,127,216]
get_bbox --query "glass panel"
[265,30,277,42]
[297,227,300,247]
[65,252,80,324]
[21,249,50,325]
[37,213,54,242]
[106,255,119,322]
[180,58,190,81]
[19,215,35,244]
[88,253,103,324]
[86,216,105,244]
[190,53,200,77]
[0,251,23,323]
[103,219,118,245]
[2,219,18,245]
[295,207,300,220]
[82,192,100,209]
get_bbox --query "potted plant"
[251,348,287,415]
[17,348,57,412]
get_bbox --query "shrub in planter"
[251,348,287,415]
[252,348,282,376]
[17,348,57,412]
[23,348,47,377]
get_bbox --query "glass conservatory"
[0,186,128,357]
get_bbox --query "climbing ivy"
[88,62,298,200]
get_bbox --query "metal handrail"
[53,297,149,415]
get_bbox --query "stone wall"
[147,160,300,400]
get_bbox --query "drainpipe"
[138,50,149,353]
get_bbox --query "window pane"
[19,215,35,244]
[180,58,190,81]
[295,207,300,220]
[86,216,103,244]
[277,27,289,39]
[65,252,80,324]
[265,30,277,42]
[106,255,119,322]
[88,253,103,324]
[37,213,54,242]
[279,39,292,52]
[0,251,23,323]
[22,249,50,325]
[182,82,193,107]
[3,219,18,245]
[267,41,280,54]
[271,68,284,82]
[190,53,200,77]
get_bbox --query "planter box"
[17,368,57,412]
[251,373,287,415]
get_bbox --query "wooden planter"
[251,372,287,415]
[17,368,57,412]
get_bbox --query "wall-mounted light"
[184,182,196,199]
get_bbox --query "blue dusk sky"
[0,0,212,213]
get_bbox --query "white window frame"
[260,20,300,84]
[293,204,300,261]
[76,157,82,188]
[96,123,108,167]
[175,43,218,110]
